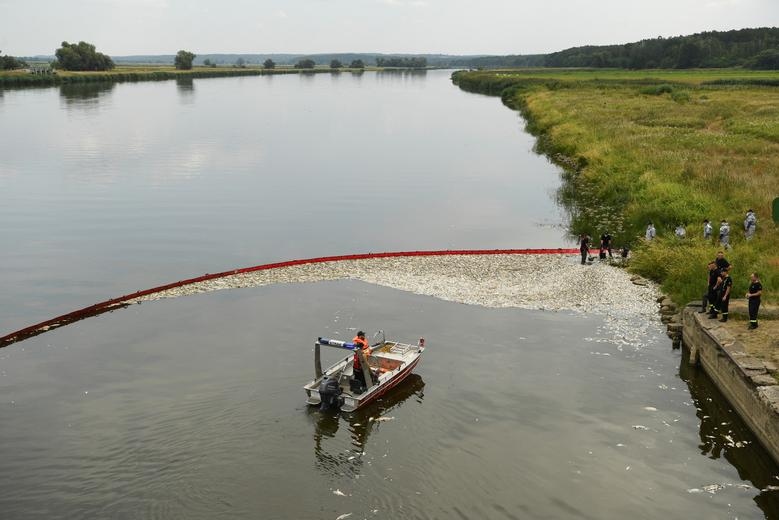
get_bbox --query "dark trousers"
[707,287,718,311]
[720,296,730,318]
[749,298,761,324]
[354,366,366,388]
[580,249,587,264]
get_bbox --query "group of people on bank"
[703,251,763,329]
[645,208,758,248]
[578,232,628,265]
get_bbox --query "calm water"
[1,70,565,334]
[1,72,778,519]
[2,283,778,519]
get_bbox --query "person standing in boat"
[352,331,372,389]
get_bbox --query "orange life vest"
[353,336,369,370]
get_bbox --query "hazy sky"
[1,0,777,56]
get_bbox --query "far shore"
[0,64,428,87]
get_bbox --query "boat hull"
[341,355,421,412]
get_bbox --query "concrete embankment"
[683,305,779,463]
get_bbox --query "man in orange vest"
[352,331,372,390]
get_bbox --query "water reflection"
[679,351,779,517]
[175,77,195,106]
[299,71,318,83]
[375,69,427,85]
[59,82,115,109]
[555,169,629,247]
[309,374,425,477]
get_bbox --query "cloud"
[704,0,741,6]
[87,0,169,7]
[276,9,288,18]
[377,0,428,6]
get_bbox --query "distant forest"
[16,27,779,70]
[543,27,779,69]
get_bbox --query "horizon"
[14,25,779,60]
[2,0,777,57]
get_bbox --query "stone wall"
[682,305,779,464]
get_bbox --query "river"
[1,70,778,519]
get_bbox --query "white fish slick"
[335,514,353,520]
[333,489,347,497]
[688,484,726,494]
[643,406,657,412]
[632,425,649,430]
[370,416,395,423]
[129,254,660,351]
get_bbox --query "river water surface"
[1,71,779,519]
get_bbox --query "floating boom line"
[0,248,579,348]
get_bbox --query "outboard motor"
[318,376,343,412]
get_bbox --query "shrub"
[639,84,674,95]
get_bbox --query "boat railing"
[386,343,417,355]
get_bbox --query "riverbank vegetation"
[55,41,114,71]
[453,68,779,304]
[1,51,27,70]
[174,50,196,70]
[543,27,779,69]
[0,64,372,87]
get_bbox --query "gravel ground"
[723,319,779,363]
[127,254,662,349]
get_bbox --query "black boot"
[719,314,728,323]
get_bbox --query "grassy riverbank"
[0,64,373,87]
[453,68,779,305]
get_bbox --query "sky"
[1,0,778,56]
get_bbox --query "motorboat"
[304,333,425,413]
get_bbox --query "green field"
[453,68,779,305]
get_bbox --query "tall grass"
[453,69,779,304]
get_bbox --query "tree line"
[543,27,779,69]
[5,27,777,74]
[375,57,427,68]
[1,50,28,70]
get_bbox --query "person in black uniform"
[579,233,591,265]
[746,272,763,329]
[600,233,613,259]
[703,261,719,314]
[708,266,724,319]
[718,267,733,323]
[715,251,730,271]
